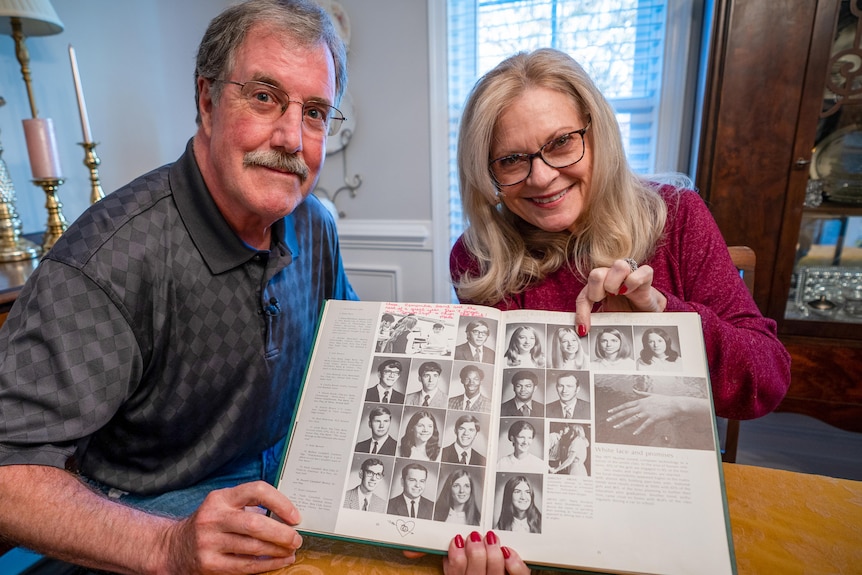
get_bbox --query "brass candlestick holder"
[0,99,40,262]
[0,179,41,262]
[34,177,67,253]
[80,141,104,204]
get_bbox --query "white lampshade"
[0,0,63,36]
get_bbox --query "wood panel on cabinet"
[695,0,862,430]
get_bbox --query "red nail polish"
[485,530,498,545]
[618,284,628,295]
[577,324,587,337]
[454,534,464,549]
[469,531,482,543]
[501,546,511,559]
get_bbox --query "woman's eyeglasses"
[489,119,591,187]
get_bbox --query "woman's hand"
[606,392,709,435]
[575,259,667,334]
[443,531,530,575]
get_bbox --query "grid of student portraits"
[344,311,714,534]
[344,312,497,527]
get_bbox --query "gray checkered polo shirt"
[0,139,357,494]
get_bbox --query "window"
[437,0,705,252]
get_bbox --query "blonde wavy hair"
[455,48,669,305]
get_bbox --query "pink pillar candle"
[23,118,63,180]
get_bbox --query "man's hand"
[160,481,303,575]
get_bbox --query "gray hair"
[194,0,347,125]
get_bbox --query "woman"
[383,314,418,354]
[399,410,441,461]
[433,469,481,526]
[637,327,682,371]
[504,325,545,367]
[550,326,588,369]
[593,327,635,370]
[495,475,542,534]
[449,48,790,421]
[551,424,589,476]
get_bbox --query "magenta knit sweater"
[450,188,791,420]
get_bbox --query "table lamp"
[0,0,64,119]
[0,0,69,253]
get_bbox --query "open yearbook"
[275,300,736,575]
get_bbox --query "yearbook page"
[275,300,735,575]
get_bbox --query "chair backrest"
[727,245,756,296]
[721,245,756,464]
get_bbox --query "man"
[423,322,449,354]
[354,406,397,455]
[495,420,545,473]
[547,422,572,470]
[365,359,406,404]
[448,364,492,412]
[453,318,496,363]
[0,2,353,573]
[500,370,545,417]
[441,415,487,466]
[546,371,591,419]
[387,463,434,520]
[405,361,448,408]
[343,458,387,513]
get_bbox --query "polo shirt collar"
[170,139,298,274]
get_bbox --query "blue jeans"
[86,437,286,517]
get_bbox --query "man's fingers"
[217,481,301,525]
[181,482,304,569]
[201,529,300,559]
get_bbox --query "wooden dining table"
[263,462,862,575]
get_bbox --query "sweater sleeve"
[659,191,791,420]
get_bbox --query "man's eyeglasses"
[364,471,384,480]
[489,118,591,187]
[218,79,346,136]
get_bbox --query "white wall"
[0,0,441,302]
[0,1,225,231]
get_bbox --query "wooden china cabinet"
[696,0,862,431]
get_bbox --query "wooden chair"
[722,245,756,463]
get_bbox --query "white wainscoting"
[336,219,437,303]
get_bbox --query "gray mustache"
[243,150,309,182]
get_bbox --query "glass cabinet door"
[785,0,862,329]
